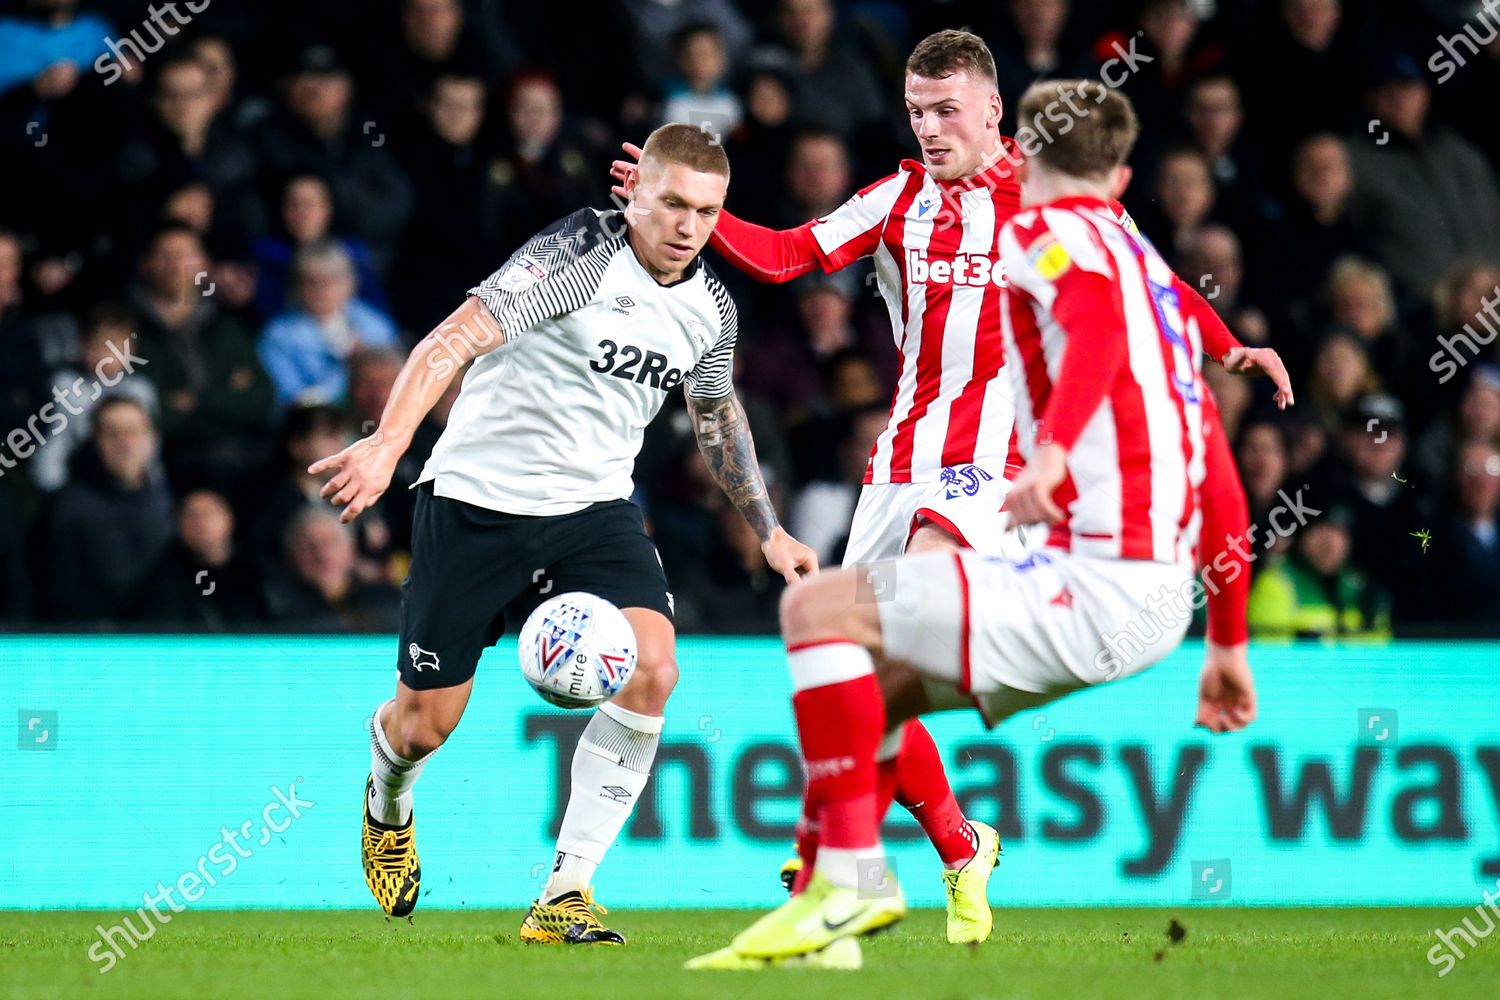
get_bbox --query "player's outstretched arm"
[309,296,505,522]
[687,389,818,584]
[1195,390,1257,733]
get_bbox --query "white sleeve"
[468,209,620,339]
[684,273,738,399]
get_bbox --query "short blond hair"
[641,122,730,179]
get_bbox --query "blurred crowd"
[2,0,1499,637]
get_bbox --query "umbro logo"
[600,785,633,804]
[612,295,636,315]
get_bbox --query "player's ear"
[1109,164,1133,200]
[990,92,1003,129]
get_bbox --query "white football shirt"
[417,208,738,515]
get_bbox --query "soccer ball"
[518,592,638,709]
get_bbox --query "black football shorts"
[396,483,672,690]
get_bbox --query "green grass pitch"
[4,908,1497,999]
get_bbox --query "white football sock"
[368,699,432,826]
[543,701,662,901]
[816,845,889,892]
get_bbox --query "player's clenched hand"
[762,526,819,585]
[609,142,644,201]
[1003,443,1068,530]
[1222,346,1295,410]
[1195,640,1257,733]
[308,432,402,523]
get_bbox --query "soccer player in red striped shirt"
[685,79,1273,969]
[617,29,1290,950]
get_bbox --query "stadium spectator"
[31,303,157,493]
[1184,75,1269,226]
[1345,50,1500,296]
[486,73,606,256]
[189,34,271,132]
[0,229,79,436]
[770,0,885,139]
[255,42,414,275]
[243,404,393,582]
[1179,226,1267,344]
[721,59,799,221]
[619,0,753,87]
[1235,419,1292,563]
[1247,505,1391,639]
[1430,440,1500,627]
[789,403,887,566]
[1432,257,1500,375]
[114,55,260,241]
[131,488,267,626]
[390,72,505,328]
[1322,257,1410,393]
[991,0,1092,119]
[37,395,172,621]
[259,242,400,409]
[1260,133,1363,305]
[263,507,402,631]
[1114,0,1221,146]
[373,0,495,122]
[1134,148,1217,265]
[660,22,742,137]
[0,0,110,99]
[1416,365,1500,486]
[1306,332,1380,434]
[1236,0,1361,163]
[776,130,853,226]
[1319,394,1428,623]
[249,173,386,323]
[130,222,272,484]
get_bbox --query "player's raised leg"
[521,607,675,945]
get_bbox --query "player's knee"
[779,574,846,645]
[625,652,678,709]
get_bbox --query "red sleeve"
[1035,268,1130,451]
[1175,276,1242,362]
[1198,389,1250,645]
[707,209,822,284]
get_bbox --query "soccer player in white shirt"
[310,124,817,944]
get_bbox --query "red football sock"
[895,720,977,866]
[790,808,818,895]
[788,645,885,856]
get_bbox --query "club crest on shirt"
[684,317,710,352]
[1026,234,1072,282]
[497,254,547,292]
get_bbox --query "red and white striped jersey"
[998,195,1207,568]
[807,156,1023,484]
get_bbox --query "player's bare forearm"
[687,390,778,542]
[377,296,504,445]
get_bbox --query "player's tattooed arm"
[688,391,778,542]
